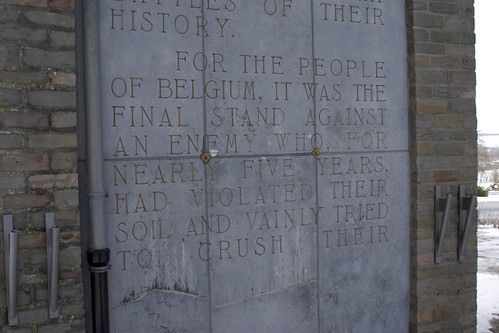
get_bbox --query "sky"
[475,0,499,147]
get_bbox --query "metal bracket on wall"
[435,186,452,264]
[458,185,477,262]
[45,212,60,319]
[3,215,19,326]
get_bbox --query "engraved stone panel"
[98,0,409,331]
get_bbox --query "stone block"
[415,100,446,115]
[27,132,77,149]
[53,189,78,207]
[0,88,22,106]
[413,42,446,55]
[51,71,76,87]
[51,151,77,170]
[433,86,460,99]
[18,307,49,324]
[18,232,45,249]
[2,192,51,209]
[51,111,76,128]
[0,152,49,172]
[0,8,21,22]
[0,43,19,68]
[50,30,75,47]
[24,48,75,69]
[0,23,47,43]
[28,173,78,189]
[433,142,462,156]
[54,209,79,227]
[430,56,462,69]
[0,70,48,85]
[414,69,448,84]
[429,3,459,15]
[50,0,74,11]
[60,230,80,244]
[0,174,25,190]
[430,31,460,44]
[0,0,47,6]
[25,11,74,28]
[0,111,49,129]
[412,12,444,28]
[28,90,76,108]
[432,170,462,183]
[432,115,461,129]
[0,132,24,149]
[449,70,475,85]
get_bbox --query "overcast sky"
[475,0,499,147]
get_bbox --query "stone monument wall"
[0,0,477,332]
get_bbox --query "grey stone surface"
[99,0,409,331]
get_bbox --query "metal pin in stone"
[312,149,321,159]
[201,152,211,164]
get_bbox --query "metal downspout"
[82,1,110,332]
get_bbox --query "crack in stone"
[112,289,207,308]
[212,279,318,310]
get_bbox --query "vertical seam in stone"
[199,2,213,332]
[310,1,321,332]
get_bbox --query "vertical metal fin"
[3,215,19,326]
[435,186,452,264]
[458,185,477,261]
[46,212,59,318]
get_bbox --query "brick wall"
[0,0,85,331]
[407,0,477,332]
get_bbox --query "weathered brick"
[60,230,80,244]
[27,132,77,148]
[433,143,461,156]
[433,115,462,129]
[449,70,475,85]
[0,87,22,106]
[0,0,47,6]
[51,151,77,170]
[415,69,448,84]
[24,48,75,69]
[430,31,460,44]
[412,13,444,28]
[50,30,74,47]
[449,98,475,114]
[433,86,460,99]
[0,70,48,85]
[414,100,446,115]
[28,90,76,108]
[430,56,462,69]
[18,232,45,248]
[0,111,49,129]
[51,111,76,128]
[53,189,78,206]
[24,11,74,28]
[413,42,445,55]
[18,307,49,324]
[28,173,78,189]
[51,71,75,87]
[50,0,74,11]
[0,174,25,190]
[0,23,47,43]
[0,132,24,149]
[3,192,51,209]
[0,43,19,68]
[429,3,459,15]
[416,142,432,156]
[0,152,49,172]
[0,8,21,22]
[432,170,462,182]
